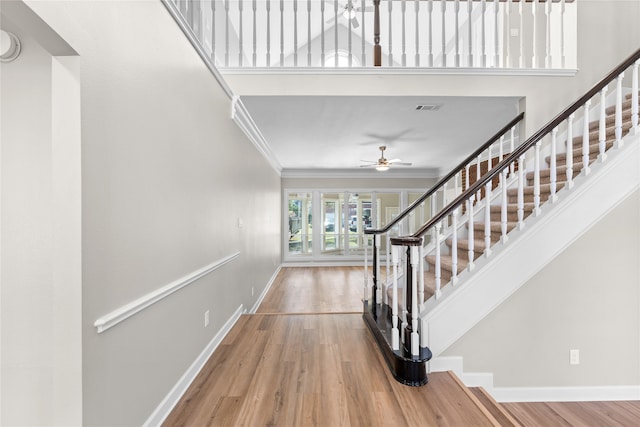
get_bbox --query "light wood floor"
[164,267,640,426]
[256,266,364,314]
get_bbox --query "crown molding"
[281,167,441,179]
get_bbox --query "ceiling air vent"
[415,104,442,111]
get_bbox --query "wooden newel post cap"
[390,236,423,246]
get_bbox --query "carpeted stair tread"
[426,254,468,275]
[507,182,565,197]
[547,141,614,166]
[526,164,580,182]
[489,202,535,214]
[605,96,639,115]
[472,220,518,234]
[589,107,634,130]
[571,120,633,146]
[453,238,489,253]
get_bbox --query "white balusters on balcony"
[172,0,577,70]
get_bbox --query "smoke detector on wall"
[0,30,21,62]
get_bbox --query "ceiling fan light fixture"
[375,164,389,172]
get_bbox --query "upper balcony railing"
[168,0,576,71]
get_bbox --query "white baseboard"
[249,266,282,313]
[492,385,640,403]
[143,304,244,427]
[429,356,494,390]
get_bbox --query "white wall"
[12,1,281,425]
[1,3,82,425]
[443,189,640,388]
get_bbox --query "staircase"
[426,93,638,297]
[364,48,640,386]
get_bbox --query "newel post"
[391,236,422,357]
[373,0,381,66]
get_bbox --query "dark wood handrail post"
[372,234,378,319]
[403,245,413,355]
[373,0,381,66]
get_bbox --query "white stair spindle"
[266,0,271,65]
[348,0,352,67]
[566,113,575,189]
[494,0,499,67]
[560,0,566,68]
[476,154,481,201]
[434,222,442,299]
[500,168,508,243]
[361,0,366,66]
[504,0,510,67]
[531,0,536,68]
[465,164,471,192]
[401,0,407,67]
[410,245,420,356]
[441,0,446,67]
[582,100,592,175]
[307,0,311,66]
[451,208,459,285]
[442,181,448,211]
[545,0,551,68]
[419,244,425,306]
[518,0,523,68]
[389,0,394,66]
[467,195,475,270]
[481,0,486,67]
[293,0,298,67]
[499,135,505,162]
[615,73,624,147]
[454,0,460,67]
[238,0,244,67]
[484,181,492,256]
[414,0,420,66]
[279,0,284,66]
[598,87,608,162]
[468,0,473,67]
[533,141,541,214]
[211,0,217,65]
[430,194,436,219]
[517,154,525,229]
[633,61,639,133]
[334,0,338,67]
[427,0,433,67]
[320,0,325,66]
[550,128,558,202]
[224,0,229,66]
[509,126,516,175]
[391,245,400,350]
[385,234,390,290]
[252,0,257,66]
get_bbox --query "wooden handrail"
[365,112,525,235]
[394,47,640,244]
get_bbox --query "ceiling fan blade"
[387,159,403,163]
[389,162,412,166]
[360,159,378,163]
[359,164,378,168]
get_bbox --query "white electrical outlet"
[204,310,210,327]
[570,349,580,365]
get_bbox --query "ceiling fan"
[360,146,412,171]
[325,0,373,29]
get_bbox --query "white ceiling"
[240,95,521,176]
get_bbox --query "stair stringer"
[421,131,640,357]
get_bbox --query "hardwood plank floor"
[163,313,498,426]
[256,266,365,314]
[164,267,640,426]
[503,401,640,427]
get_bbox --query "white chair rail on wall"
[169,0,577,71]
